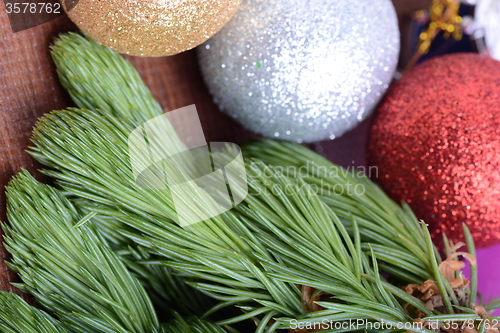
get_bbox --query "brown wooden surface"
[0,2,413,296]
[1,11,74,296]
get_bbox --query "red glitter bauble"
[368,53,500,249]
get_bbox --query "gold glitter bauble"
[63,0,242,57]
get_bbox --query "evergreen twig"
[0,291,70,333]
[3,171,160,333]
[29,107,425,329]
[24,32,481,332]
[51,32,163,123]
[242,139,437,281]
[163,313,226,333]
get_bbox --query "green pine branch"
[0,291,70,333]
[2,171,234,333]
[30,107,434,330]
[50,32,438,286]
[243,139,437,281]
[50,32,190,169]
[117,244,216,317]
[73,198,215,317]
[51,32,163,124]
[3,170,160,333]
[162,313,226,333]
[29,32,479,331]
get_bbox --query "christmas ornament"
[368,53,500,248]
[198,0,400,143]
[475,0,500,61]
[62,0,242,56]
[403,0,463,73]
[2,33,492,332]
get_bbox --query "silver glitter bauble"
[476,0,500,61]
[198,0,400,142]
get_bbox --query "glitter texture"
[64,0,242,57]
[198,0,399,143]
[368,53,500,249]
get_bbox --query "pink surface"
[464,243,500,314]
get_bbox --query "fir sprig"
[163,314,226,333]
[25,32,487,332]
[116,244,215,316]
[30,107,437,330]
[51,32,163,124]
[0,291,70,333]
[243,139,437,281]
[3,171,160,333]
[1,171,230,332]
[72,193,215,316]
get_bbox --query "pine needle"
[29,108,419,327]
[162,313,226,333]
[3,171,160,333]
[74,198,215,317]
[243,138,435,281]
[116,245,216,316]
[51,32,163,123]
[33,32,481,331]
[0,291,70,333]
[463,223,477,307]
